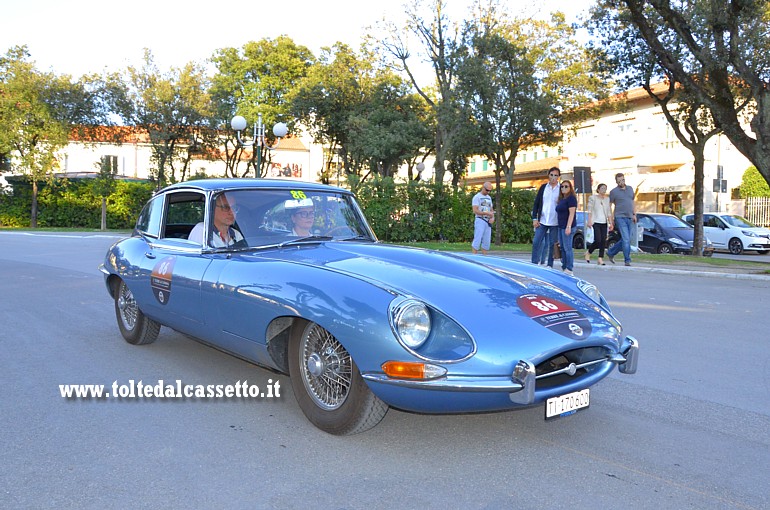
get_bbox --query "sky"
[1,0,593,80]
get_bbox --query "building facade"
[464,84,752,216]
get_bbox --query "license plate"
[545,389,590,420]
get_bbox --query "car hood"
[665,227,695,241]
[253,243,620,356]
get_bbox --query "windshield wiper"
[278,235,333,248]
[340,235,374,242]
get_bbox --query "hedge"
[0,176,154,229]
[0,175,536,243]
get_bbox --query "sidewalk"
[490,251,770,281]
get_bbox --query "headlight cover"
[577,279,602,305]
[668,237,686,246]
[391,299,431,349]
[742,230,757,237]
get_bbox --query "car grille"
[535,346,610,389]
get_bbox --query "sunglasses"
[561,184,571,189]
[215,204,239,214]
[293,211,315,218]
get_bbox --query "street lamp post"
[231,113,288,178]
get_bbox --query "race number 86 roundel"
[516,294,592,340]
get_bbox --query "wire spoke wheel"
[114,279,160,345]
[117,282,138,331]
[300,324,352,410]
[289,321,388,435]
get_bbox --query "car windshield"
[722,215,757,228]
[213,188,375,249]
[655,215,691,229]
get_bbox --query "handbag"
[553,241,561,260]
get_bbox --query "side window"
[135,196,164,238]
[639,216,654,230]
[163,192,205,239]
[704,215,718,228]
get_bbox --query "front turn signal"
[381,361,446,380]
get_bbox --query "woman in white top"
[585,183,613,265]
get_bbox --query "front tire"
[114,279,160,345]
[656,243,673,254]
[728,237,744,255]
[289,321,388,435]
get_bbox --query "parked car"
[636,213,714,255]
[682,213,770,255]
[100,179,639,435]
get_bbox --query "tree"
[456,6,607,244]
[92,157,116,230]
[112,50,214,188]
[379,0,463,185]
[740,166,770,198]
[210,36,314,177]
[587,2,736,256]
[0,46,69,227]
[348,72,433,182]
[290,43,367,183]
[594,0,770,188]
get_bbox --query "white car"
[683,213,770,255]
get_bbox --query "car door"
[637,215,659,252]
[136,191,212,332]
[703,214,727,249]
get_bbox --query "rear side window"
[135,195,164,238]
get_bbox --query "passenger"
[189,193,244,247]
[287,199,316,236]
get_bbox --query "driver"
[285,198,316,236]
[189,193,244,247]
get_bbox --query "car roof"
[159,179,350,195]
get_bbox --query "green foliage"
[0,177,153,228]
[353,176,536,244]
[740,166,770,198]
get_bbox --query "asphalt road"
[1,232,768,510]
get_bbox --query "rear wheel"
[288,321,388,435]
[114,279,160,345]
[656,243,673,254]
[728,237,744,255]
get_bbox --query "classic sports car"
[100,179,639,435]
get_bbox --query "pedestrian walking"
[584,183,613,265]
[606,173,637,266]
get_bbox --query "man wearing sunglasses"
[189,193,244,247]
[531,167,561,267]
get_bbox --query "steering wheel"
[326,226,354,237]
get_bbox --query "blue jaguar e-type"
[100,179,639,435]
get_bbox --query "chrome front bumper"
[362,336,640,406]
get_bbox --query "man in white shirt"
[188,193,244,248]
[531,167,561,267]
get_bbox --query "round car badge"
[516,293,592,340]
[150,256,176,305]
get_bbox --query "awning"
[635,172,693,193]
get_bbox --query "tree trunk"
[101,197,108,231]
[692,149,705,256]
[31,180,39,228]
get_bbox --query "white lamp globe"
[231,115,247,131]
[273,122,288,138]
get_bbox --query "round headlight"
[393,300,431,349]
